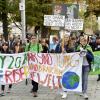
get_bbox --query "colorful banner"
[0,52,83,92]
[0,53,29,84]
[28,53,83,92]
[90,51,100,75]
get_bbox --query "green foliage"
[0,0,52,27]
[0,0,99,36]
[25,0,52,26]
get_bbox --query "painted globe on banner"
[61,71,80,89]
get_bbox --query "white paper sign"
[44,15,65,27]
[65,19,84,30]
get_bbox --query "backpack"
[86,50,94,63]
[86,50,94,71]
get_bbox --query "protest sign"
[51,4,79,30]
[52,4,79,19]
[0,52,86,92]
[66,4,79,19]
[44,15,65,27]
[0,53,29,84]
[28,52,83,92]
[65,18,84,30]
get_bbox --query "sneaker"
[61,92,67,99]
[0,92,5,96]
[79,93,83,96]
[83,93,88,99]
[97,78,100,81]
[33,92,38,97]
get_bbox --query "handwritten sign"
[28,53,83,92]
[65,18,84,30]
[44,15,65,27]
[0,53,28,84]
[0,52,83,92]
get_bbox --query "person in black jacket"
[41,39,49,53]
[0,42,12,96]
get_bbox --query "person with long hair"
[0,42,12,96]
[13,40,23,53]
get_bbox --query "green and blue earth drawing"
[61,71,80,89]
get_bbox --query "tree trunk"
[2,12,8,41]
[2,0,8,41]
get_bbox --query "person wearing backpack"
[76,35,94,99]
[25,34,43,97]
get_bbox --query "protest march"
[0,1,100,100]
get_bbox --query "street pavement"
[0,75,100,100]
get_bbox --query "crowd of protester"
[0,31,100,99]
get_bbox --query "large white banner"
[0,52,83,92]
[28,53,83,92]
[44,15,65,27]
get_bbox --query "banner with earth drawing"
[0,52,83,92]
[28,52,83,92]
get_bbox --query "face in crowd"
[2,42,9,51]
[96,37,100,45]
[9,34,14,40]
[41,39,46,46]
[80,35,88,46]
[30,35,37,44]
[52,37,58,44]
[68,37,76,48]
[64,34,70,45]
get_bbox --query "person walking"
[25,34,43,97]
[55,34,77,99]
[76,35,94,99]
[0,42,12,96]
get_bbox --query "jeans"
[82,65,89,93]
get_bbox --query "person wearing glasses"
[25,34,43,97]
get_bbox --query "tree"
[25,0,52,32]
[0,0,20,40]
[1,0,99,39]
[0,0,53,38]
[0,0,9,40]
[85,0,100,17]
